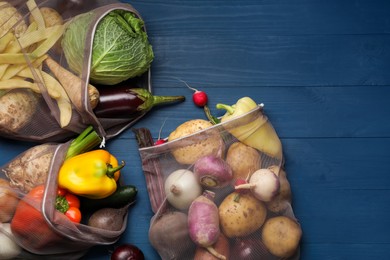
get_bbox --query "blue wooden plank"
[130,0,390,35]
[142,34,390,87]
[111,85,390,139]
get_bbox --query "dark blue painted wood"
[1,0,389,259]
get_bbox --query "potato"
[0,178,19,222]
[0,1,27,38]
[261,216,302,258]
[194,233,230,260]
[168,119,224,164]
[219,191,267,238]
[226,141,261,180]
[29,7,63,27]
[0,89,39,134]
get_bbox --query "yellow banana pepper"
[58,149,125,199]
[216,97,282,159]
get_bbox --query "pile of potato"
[147,118,302,260]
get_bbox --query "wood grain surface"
[1,0,389,259]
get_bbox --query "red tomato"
[57,187,67,197]
[65,207,82,223]
[65,193,80,208]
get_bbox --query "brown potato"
[194,233,230,260]
[168,119,224,164]
[0,1,27,38]
[226,142,261,180]
[29,7,63,27]
[0,178,19,222]
[219,192,267,238]
[261,216,302,258]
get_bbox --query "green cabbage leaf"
[62,9,154,85]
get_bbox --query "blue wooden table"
[1,0,389,259]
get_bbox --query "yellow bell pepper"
[216,97,282,159]
[58,149,125,199]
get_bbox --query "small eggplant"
[93,86,185,118]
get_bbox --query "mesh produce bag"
[134,101,302,260]
[0,0,172,143]
[0,128,131,259]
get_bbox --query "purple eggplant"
[93,86,185,118]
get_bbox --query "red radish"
[234,178,249,194]
[177,78,208,107]
[192,90,208,107]
[193,155,233,188]
[188,191,226,260]
[154,118,167,146]
[154,139,166,145]
[235,169,280,202]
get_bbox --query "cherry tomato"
[57,187,67,197]
[65,193,80,208]
[65,207,82,223]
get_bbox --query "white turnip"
[193,155,233,189]
[188,191,226,260]
[164,169,202,210]
[235,168,280,202]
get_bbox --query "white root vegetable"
[45,56,100,111]
[164,169,202,210]
[235,168,280,202]
[0,89,39,134]
[2,144,53,193]
[0,223,22,259]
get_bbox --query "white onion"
[164,169,203,210]
[0,223,22,259]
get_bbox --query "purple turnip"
[188,191,226,260]
[193,155,233,189]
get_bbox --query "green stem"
[65,126,102,160]
[151,94,186,107]
[132,88,185,111]
[106,161,126,178]
[216,103,235,115]
[204,105,220,124]
[55,195,69,213]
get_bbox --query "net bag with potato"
[0,0,184,143]
[0,127,134,259]
[134,97,302,260]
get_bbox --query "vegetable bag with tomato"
[10,185,83,255]
[1,127,132,257]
